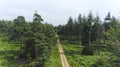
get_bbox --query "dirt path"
[57,39,70,67]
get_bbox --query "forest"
[0,11,120,67]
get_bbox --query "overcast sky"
[0,0,120,26]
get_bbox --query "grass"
[0,34,25,67]
[62,43,116,67]
[0,34,62,67]
[62,44,99,67]
[45,44,62,67]
[0,33,116,67]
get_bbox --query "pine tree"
[66,17,74,43]
[9,16,29,53]
[77,14,83,44]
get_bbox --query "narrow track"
[57,39,69,67]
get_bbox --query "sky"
[0,0,120,26]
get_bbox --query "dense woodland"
[0,11,120,67]
[0,12,56,67]
[56,12,120,67]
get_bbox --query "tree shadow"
[64,49,81,56]
[0,50,20,63]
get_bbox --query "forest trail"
[57,39,70,67]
